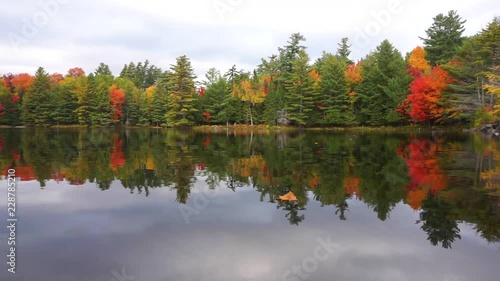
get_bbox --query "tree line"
[0,11,498,127]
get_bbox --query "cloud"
[0,0,498,79]
[1,181,499,281]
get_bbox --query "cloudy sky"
[1,0,498,80]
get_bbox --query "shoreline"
[0,124,471,133]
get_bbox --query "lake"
[0,128,499,281]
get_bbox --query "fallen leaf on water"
[278,191,297,201]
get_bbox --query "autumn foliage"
[110,134,126,171]
[399,66,451,124]
[345,61,363,84]
[408,46,431,72]
[110,84,126,121]
[11,73,34,94]
[50,73,64,85]
[345,60,363,96]
[198,87,205,97]
[67,67,85,78]
[397,138,449,210]
[343,176,362,200]
[203,111,211,121]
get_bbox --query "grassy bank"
[0,124,470,134]
[193,124,467,134]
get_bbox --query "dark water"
[0,128,499,281]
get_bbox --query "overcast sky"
[1,0,498,80]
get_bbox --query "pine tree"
[90,74,113,126]
[336,37,353,64]
[94,63,112,76]
[119,64,128,77]
[74,74,93,125]
[285,50,314,126]
[203,70,229,124]
[144,62,162,89]
[0,81,21,126]
[318,53,355,125]
[137,85,156,125]
[21,67,53,126]
[420,10,466,65]
[165,56,198,127]
[151,74,170,127]
[52,80,78,125]
[259,55,282,124]
[442,17,499,123]
[220,93,243,125]
[356,40,411,125]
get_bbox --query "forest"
[0,11,498,127]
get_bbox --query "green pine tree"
[94,63,113,76]
[336,37,353,64]
[318,53,356,125]
[165,56,198,127]
[285,50,315,126]
[52,82,78,125]
[420,10,466,65]
[355,40,411,125]
[150,72,170,127]
[90,74,113,126]
[21,67,53,126]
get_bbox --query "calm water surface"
[0,128,499,281]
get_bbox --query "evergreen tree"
[144,62,162,89]
[94,63,112,76]
[277,33,308,123]
[90,74,113,126]
[285,50,314,126]
[202,69,230,124]
[318,53,355,125]
[336,37,353,64]
[165,56,198,127]
[119,64,129,77]
[138,85,155,125]
[278,33,307,75]
[220,93,244,125]
[21,67,53,126]
[74,74,93,125]
[258,55,281,124]
[225,65,240,93]
[52,80,78,125]
[442,17,499,123]
[420,10,466,65]
[356,40,411,125]
[0,82,21,126]
[151,73,170,127]
[134,61,145,89]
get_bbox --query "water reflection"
[1,128,500,249]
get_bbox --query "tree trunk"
[248,103,253,126]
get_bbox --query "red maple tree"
[399,66,451,125]
[11,73,34,94]
[50,73,64,84]
[110,84,126,121]
[67,67,85,78]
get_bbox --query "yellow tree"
[485,65,500,117]
[233,78,266,125]
[408,46,431,72]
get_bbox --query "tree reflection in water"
[1,128,500,248]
